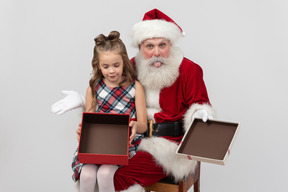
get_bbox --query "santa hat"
[131,9,185,47]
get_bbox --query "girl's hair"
[88,31,135,111]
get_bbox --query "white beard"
[135,47,184,89]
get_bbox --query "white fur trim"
[183,103,216,132]
[146,108,160,122]
[120,184,144,192]
[131,19,182,47]
[138,137,197,181]
[145,88,161,121]
[145,88,161,110]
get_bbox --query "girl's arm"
[85,86,96,112]
[129,81,147,143]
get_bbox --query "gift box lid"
[176,118,239,165]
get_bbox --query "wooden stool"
[144,162,200,192]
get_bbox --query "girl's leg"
[80,164,98,192]
[97,164,119,192]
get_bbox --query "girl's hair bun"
[107,31,120,41]
[94,34,106,46]
[94,31,120,46]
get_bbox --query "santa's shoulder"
[179,57,203,75]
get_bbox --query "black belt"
[145,120,184,137]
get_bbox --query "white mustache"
[147,57,166,65]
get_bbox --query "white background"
[1,0,288,191]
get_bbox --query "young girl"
[72,31,147,192]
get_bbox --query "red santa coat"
[153,57,211,123]
[115,57,215,191]
[138,57,214,179]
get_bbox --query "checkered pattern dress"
[71,78,144,182]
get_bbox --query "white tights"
[80,164,119,192]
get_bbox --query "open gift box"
[78,112,130,165]
[176,118,239,165]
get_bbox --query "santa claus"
[51,8,215,192]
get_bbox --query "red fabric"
[114,151,167,190]
[156,58,210,123]
[161,135,184,144]
[142,9,183,33]
[131,57,210,124]
[120,57,211,190]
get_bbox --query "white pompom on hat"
[131,8,185,47]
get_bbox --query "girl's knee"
[97,165,118,180]
[80,164,98,181]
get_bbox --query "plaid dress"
[71,78,144,182]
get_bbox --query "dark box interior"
[78,113,130,165]
[177,118,239,165]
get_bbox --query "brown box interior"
[177,118,238,161]
[79,113,129,155]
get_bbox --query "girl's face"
[99,50,124,87]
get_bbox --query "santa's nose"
[153,47,160,57]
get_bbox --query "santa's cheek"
[142,51,153,59]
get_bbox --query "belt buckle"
[148,119,154,137]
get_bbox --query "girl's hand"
[129,121,137,144]
[76,123,81,142]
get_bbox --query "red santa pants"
[114,151,167,190]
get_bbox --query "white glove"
[193,109,213,122]
[51,90,86,115]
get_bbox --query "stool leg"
[193,176,200,192]
[179,181,184,192]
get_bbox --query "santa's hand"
[51,90,85,115]
[193,109,213,122]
